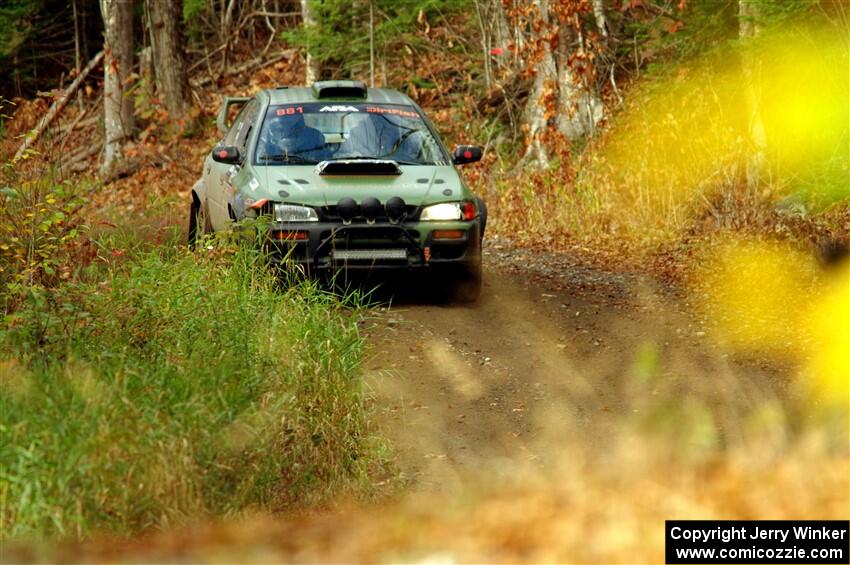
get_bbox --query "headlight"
[274,204,318,222]
[420,202,462,221]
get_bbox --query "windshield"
[254,103,448,166]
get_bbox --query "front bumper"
[266,219,482,273]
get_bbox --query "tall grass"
[0,243,381,539]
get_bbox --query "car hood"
[253,164,466,208]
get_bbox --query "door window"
[222,99,256,147]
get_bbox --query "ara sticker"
[319,105,359,112]
[248,177,260,191]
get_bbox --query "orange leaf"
[668,20,684,33]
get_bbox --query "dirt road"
[363,237,790,491]
[34,238,845,563]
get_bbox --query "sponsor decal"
[319,105,360,112]
[275,106,304,116]
[365,106,420,118]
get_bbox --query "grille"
[322,227,419,243]
[333,249,408,261]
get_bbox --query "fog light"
[361,197,382,220]
[433,229,465,240]
[385,196,406,222]
[337,198,358,222]
[272,230,308,241]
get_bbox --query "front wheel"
[450,253,482,304]
[187,196,211,248]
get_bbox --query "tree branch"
[14,50,104,160]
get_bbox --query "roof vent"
[312,80,368,99]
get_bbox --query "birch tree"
[519,0,605,166]
[554,8,604,141]
[301,0,321,83]
[523,0,558,167]
[100,0,135,174]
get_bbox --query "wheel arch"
[191,179,206,206]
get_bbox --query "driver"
[338,114,422,161]
[263,113,325,159]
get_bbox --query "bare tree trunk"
[522,0,604,166]
[139,45,155,116]
[100,0,135,175]
[221,0,237,71]
[739,0,761,38]
[474,0,492,90]
[493,0,511,69]
[591,0,609,37]
[555,21,603,140]
[301,0,321,83]
[81,1,89,62]
[522,0,556,167]
[148,0,189,119]
[739,0,766,190]
[369,0,375,87]
[73,0,84,111]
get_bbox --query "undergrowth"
[0,234,383,538]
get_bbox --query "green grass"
[0,242,381,539]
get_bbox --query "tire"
[450,251,482,304]
[476,197,488,239]
[187,196,211,248]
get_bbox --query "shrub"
[0,158,91,314]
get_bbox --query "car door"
[206,99,258,230]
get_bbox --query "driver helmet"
[268,113,306,141]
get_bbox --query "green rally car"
[188,80,486,301]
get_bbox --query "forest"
[1,0,848,562]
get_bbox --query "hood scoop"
[316,159,402,176]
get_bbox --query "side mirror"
[452,145,483,165]
[212,145,242,165]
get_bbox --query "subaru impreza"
[189,80,486,301]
